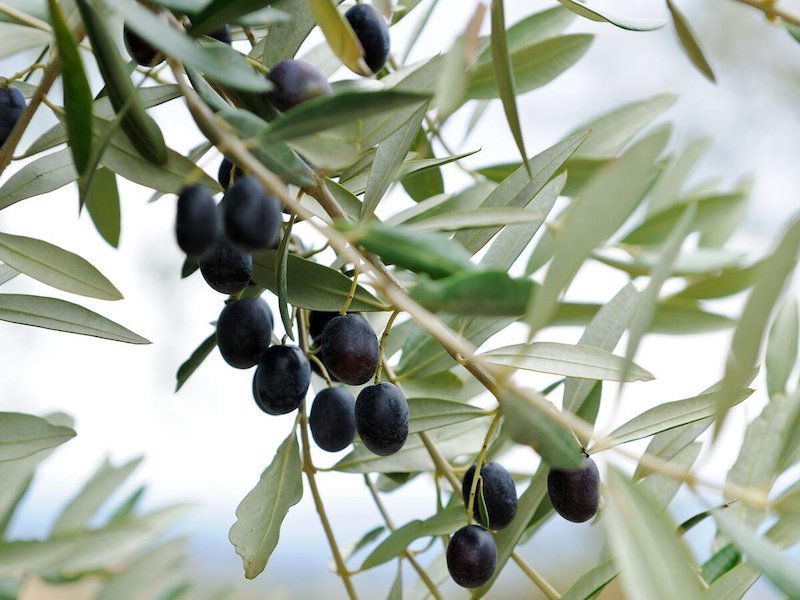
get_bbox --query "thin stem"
[363,475,445,600]
[465,411,502,524]
[511,553,561,600]
[341,268,359,314]
[299,403,359,600]
[375,309,400,384]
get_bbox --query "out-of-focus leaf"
[666,0,715,83]
[96,538,185,600]
[434,3,484,120]
[0,294,150,344]
[606,388,753,448]
[702,543,741,585]
[360,506,463,570]
[622,203,696,381]
[716,217,800,436]
[409,207,544,232]
[647,137,710,215]
[603,468,703,600]
[482,342,653,382]
[714,509,800,598]
[252,251,386,312]
[561,560,617,600]
[191,0,284,34]
[567,93,676,159]
[306,0,369,75]
[0,264,18,286]
[766,297,798,398]
[0,412,76,462]
[674,261,762,300]
[52,457,143,535]
[467,34,592,99]
[500,388,583,469]
[84,168,121,248]
[49,0,93,175]
[725,393,794,525]
[624,193,746,246]
[526,129,668,333]
[342,222,473,280]
[555,0,666,31]
[0,23,50,59]
[0,232,122,301]
[175,333,217,392]
[490,0,529,174]
[595,246,745,277]
[229,430,303,579]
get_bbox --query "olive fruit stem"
[374,309,400,384]
[363,475,445,600]
[340,268,360,315]
[465,411,502,525]
[299,402,359,600]
[734,0,800,26]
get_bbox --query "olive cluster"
[170,6,403,457]
[446,455,600,588]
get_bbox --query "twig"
[363,475,445,600]
[732,0,800,27]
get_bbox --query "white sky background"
[1,0,800,598]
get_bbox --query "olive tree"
[0,0,799,598]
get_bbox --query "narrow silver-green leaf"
[555,0,666,31]
[716,217,800,436]
[49,0,93,175]
[0,294,150,344]
[0,148,77,211]
[229,430,303,579]
[526,129,668,333]
[482,342,653,382]
[0,232,122,301]
[407,397,488,433]
[0,412,76,462]
[666,0,716,83]
[714,509,800,598]
[606,388,753,448]
[408,207,545,232]
[603,468,704,600]
[500,388,583,469]
[766,297,799,398]
[175,333,217,392]
[622,203,696,381]
[84,168,121,248]
[362,103,427,220]
[567,93,676,159]
[490,0,529,174]
[468,34,593,99]
[52,456,143,535]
